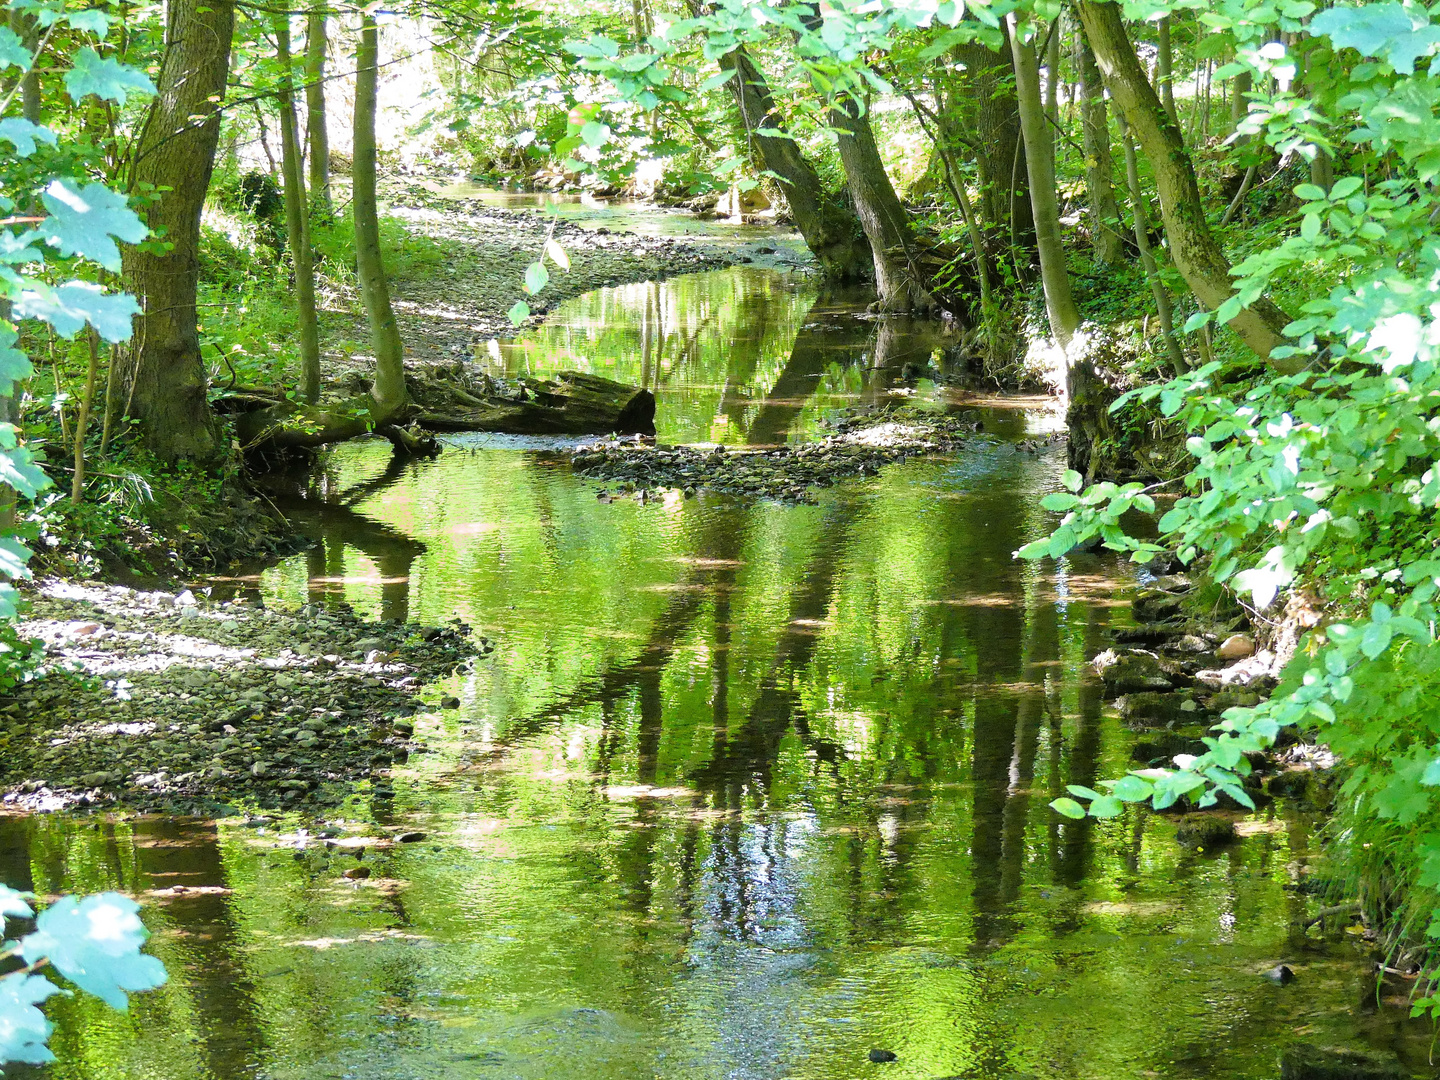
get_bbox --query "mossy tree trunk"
[717,44,870,281]
[1074,27,1124,264]
[304,0,330,218]
[353,12,408,421]
[275,14,321,404]
[1075,0,1294,364]
[120,0,235,462]
[829,94,934,312]
[1008,15,1080,352]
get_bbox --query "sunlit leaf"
[19,893,168,1011]
[65,47,155,104]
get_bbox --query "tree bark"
[950,38,1036,264]
[829,94,934,312]
[120,0,235,462]
[304,0,330,218]
[1157,16,1178,127]
[1008,15,1080,350]
[275,14,321,403]
[717,45,870,281]
[1074,27,1124,264]
[1118,118,1186,374]
[1074,0,1293,364]
[353,13,407,420]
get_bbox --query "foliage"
[0,0,152,684]
[0,884,167,1071]
[1011,0,1440,987]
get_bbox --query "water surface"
[1,267,1423,1080]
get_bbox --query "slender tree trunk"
[952,38,1036,264]
[120,0,235,461]
[829,93,934,312]
[1074,0,1293,364]
[1157,16,1178,127]
[275,14,321,403]
[353,13,407,418]
[304,0,330,217]
[1074,28,1124,263]
[1118,119,1186,375]
[716,44,869,280]
[1008,15,1080,350]
[72,331,100,503]
[1044,20,1061,131]
[1229,69,1251,136]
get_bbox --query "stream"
[0,239,1429,1077]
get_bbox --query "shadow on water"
[5,267,1431,1080]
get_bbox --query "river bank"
[0,580,483,814]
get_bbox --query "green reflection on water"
[0,268,1419,1080]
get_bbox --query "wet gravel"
[570,408,1061,503]
[1,580,489,815]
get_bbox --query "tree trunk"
[304,0,330,218]
[717,45,869,280]
[275,14,321,404]
[829,94,934,312]
[1157,16,1178,127]
[1074,0,1293,364]
[1118,118,1186,374]
[1008,15,1080,350]
[353,13,407,420]
[120,0,235,462]
[1074,27,1124,264]
[951,38,1036,265]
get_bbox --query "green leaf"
[1183,310,1214,333]
[0,973,62,1065]
[1111,774,1155,802]
[0,326,34,396]
[579,121,610,148]
[14,281,139,342]
[523,261,549,295]
[698,68,736,92]
[1050,797,1086,819]
[507,299,530,325]
[0,26,32,70]
[1294,182,1326,201]
[1330,175,1364,199]
[1040,492,1078,511]
[19,894,167,1010]
[1015,538,1051,560]
[39,180,147,271]
[1062,469,1083,492]
[64,47,155,104]
[0,536,33,580]
[1420,759,1440,787]
[1089,795,1124,818]
[0,118,55,157]
[1360,620,1394,659]
[65,8,111,34]
[0,444,50,499]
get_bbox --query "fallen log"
[223,370,656,455]
[413,372,656,437]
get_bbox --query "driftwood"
[220,370,655,456]
[413,371,656,437]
